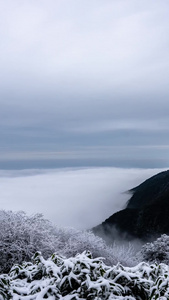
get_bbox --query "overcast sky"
[1,0,169,168]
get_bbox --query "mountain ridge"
[93,169,169,241]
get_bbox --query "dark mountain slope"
[127,170,169,209]
[93,170,169,241]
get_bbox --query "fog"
[0,167,166,229]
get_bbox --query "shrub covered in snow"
[0,210,136,273]
[58,228,136,267]
[1,251,169,299]
[137,234,169,264]
[0,210,61,273]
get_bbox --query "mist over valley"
[0,166,167,230]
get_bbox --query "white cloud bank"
[0,167,166,229]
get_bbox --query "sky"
[0,0,169,168]
[0,167,166,229]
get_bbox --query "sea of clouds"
[0,167,167,229]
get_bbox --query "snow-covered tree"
[137,234,169,264]
[0,210,137,273]
[0,210,62,273]
[50,226,137,267]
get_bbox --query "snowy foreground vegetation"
[1,251,169,299]
[0,210,135,273]
[1,210,169,299]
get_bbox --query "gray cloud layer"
[0,1,169,167]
